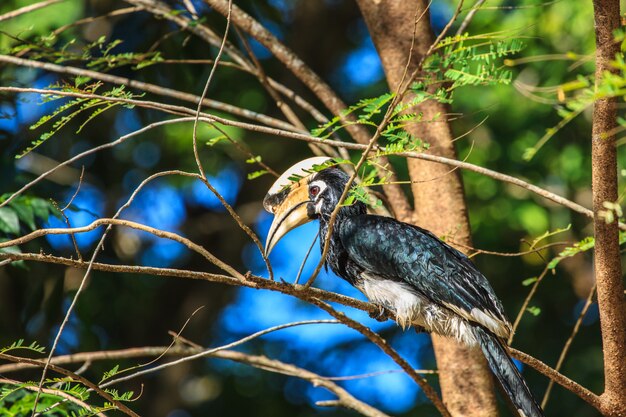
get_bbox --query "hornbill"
[263,157,544,417]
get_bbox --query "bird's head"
[262,157,365,255]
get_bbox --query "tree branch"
[591,0,626,413]
[0,86,597,223]
[0,347,391,417]
[0,54,297,133]
[510,348,602,412]
[0,218,244,280]
[0,0,64,22]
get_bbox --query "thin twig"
[509,266,551,345]
[309,299,451,417]
[0,217,244,280]
[0,0,64,22]
[510,348,602,412]
[191,0,232,179]
[541,284,597,409]
[58,165,85,261]
[197,125,274,279]
[455,0,487,35]
[103,306,205,384]
[294,232,319,285]
[325,368,437,380]
[451,240,569,259]
[100,320,340,388]
[50,199,82,262]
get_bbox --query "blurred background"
[0,0,617,416]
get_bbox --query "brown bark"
[356,1,498,416]
[591,1,626,415]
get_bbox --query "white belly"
[359,274,478,346]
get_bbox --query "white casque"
[264,156,332,212]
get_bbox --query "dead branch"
[0,217,244,280]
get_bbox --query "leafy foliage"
[9,34,164,71]
[548,232,626,269]
[0,339,46,355]
[21,83,140,158]
[0,351,135,416]
[0,195,60,236]
[0,195,60,268]
[425,34,524,89]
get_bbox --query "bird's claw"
[369,304,391,322]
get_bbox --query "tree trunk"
[591,1,626,415]
[356,1,498,416]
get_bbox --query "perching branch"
[0,250,609,412]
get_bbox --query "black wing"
[338,214,511,336]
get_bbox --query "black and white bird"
[263,157,544,417]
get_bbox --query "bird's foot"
[369,304,392,322]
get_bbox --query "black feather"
[308,166,544,416]
[338,214,509,326]
[473,326,544,417]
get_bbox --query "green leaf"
[247,170,268,180]
[522,277,538,286]
[548,236,595,269]
[30,198,51,221]
[1,339,45,354]
[101,365,120,382]
[74,75,92,87]
[206,135,227,146]
[9,201,35,231]
[0,208,20,235]
[526,306,541,316]
[530,224,571,249]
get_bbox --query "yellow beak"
[264,177,312,255]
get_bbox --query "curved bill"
[263,157,331,255]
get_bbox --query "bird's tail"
[473,325,545,417]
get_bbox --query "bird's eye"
[310,185,320,197]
